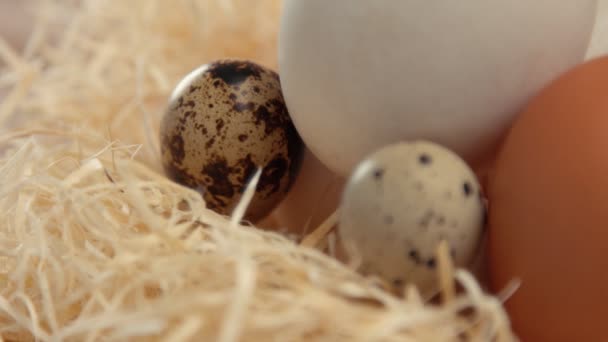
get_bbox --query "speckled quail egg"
[160,59,304,223]
[338,141,485,296]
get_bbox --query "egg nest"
[0,1,515,341]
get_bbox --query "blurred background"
[0,0,33,50]
[2,0,608,57]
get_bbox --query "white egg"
[338,141,485,296]
[279,0,598,176]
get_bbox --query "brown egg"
[160,59,304,222]
[487,56,608,341]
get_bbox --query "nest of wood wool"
[0,1,517,341]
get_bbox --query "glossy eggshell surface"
[160,60,304,222]
[279,0,597,176]
[339,141,485,296]
[487,56,608,341]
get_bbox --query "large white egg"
[278,0,598,176]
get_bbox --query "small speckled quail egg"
[338,141,485,296]
[160,59,304,223]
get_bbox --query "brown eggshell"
[160,60,304,223]
[487,56,608,341]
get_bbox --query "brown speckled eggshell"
[160,60,304,223]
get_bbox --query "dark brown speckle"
[205,138,215,149]
[194,123,208,135]
[235,154,257,186]
[463,182,473,197]
[169,135,185,164]
[373,168,384,180]
[215,118,225,132]
[189,85,202,94]
[201,157,236,203]
[258,156,288,196]
[253,102,283,135]
[163,162,195,188]
[408,249,422,264]
[419,153,432,165]
[208,60,264,86]
[418,210,435,230]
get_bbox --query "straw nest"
[0,1,516,341]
